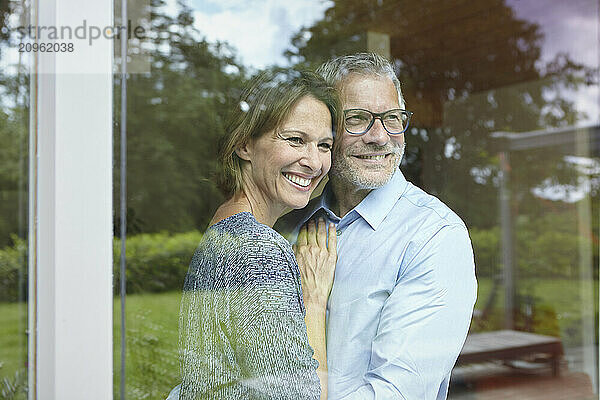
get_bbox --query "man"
[275,53,477,399]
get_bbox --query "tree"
[114,0,248,234]
[285,0,597,229]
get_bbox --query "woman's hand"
[293,218,337,308]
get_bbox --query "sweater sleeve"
[179,234,320,400]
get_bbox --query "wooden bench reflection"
[457,330,563,376]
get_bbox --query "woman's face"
[239,95,334,212]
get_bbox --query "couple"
[170,53,477,400]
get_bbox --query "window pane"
[0,0,30,398]
[115,0,599,399]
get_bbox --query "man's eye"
[384,114,400,121]
[346,115,368,124]
[319,142,332,151]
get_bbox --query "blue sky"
[185,0,332,69]
[173,0,598,125]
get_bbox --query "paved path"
[449,369,595,400]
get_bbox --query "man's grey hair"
[316,52,405,109]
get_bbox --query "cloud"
[191,0,331,69]
[507,0,599,67]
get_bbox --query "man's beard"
[330,142,405,190]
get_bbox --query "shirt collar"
[291,183,338,229]
[352,169,408,231]
[304,169,408,231]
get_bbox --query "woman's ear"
[235,142,252,162]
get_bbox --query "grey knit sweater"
[178,212,320,399]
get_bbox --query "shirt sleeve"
[179,238,320,400]
[338,224,477,400]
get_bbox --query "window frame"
[30,0,114,397]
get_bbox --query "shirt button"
[336,230,342,236]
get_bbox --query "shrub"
[469,226,500,278]
[113,231,202,295]
[0,236,27,302]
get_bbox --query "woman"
[170,70,340,399]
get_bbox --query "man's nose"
[362,117,389,146]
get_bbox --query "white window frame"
[30,0,113,398]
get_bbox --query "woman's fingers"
[307,219,317,246]
[297,224,307,246]
[317,218,327,248]
[328,222,337,253]
[295,218,338,306]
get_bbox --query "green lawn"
[113,291,181,400]
[0,301,27,398]
[1,279,598,399]
[0,292,182,400]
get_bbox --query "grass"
[0,301,27,400]
[113,291,181,400]
[1,278,598,399]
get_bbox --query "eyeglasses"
[343,108,413,135]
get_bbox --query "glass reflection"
[0,0,30,398]
[115,0,598,398]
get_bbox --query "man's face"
[330,73,405,190]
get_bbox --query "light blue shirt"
[275,169,477,400]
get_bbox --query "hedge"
[0,215,595,301]
[113,230,203,295]
[0,231,202,302]
[0,235,27,302]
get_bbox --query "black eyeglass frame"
[343,108,414,135]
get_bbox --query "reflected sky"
[181,0,598,123]
[506,0,599,124]
[187,0,331,69]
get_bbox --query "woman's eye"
[286,137,303,145]
[319,143,332,151]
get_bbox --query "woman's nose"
[299,144,322,171]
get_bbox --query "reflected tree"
[285,0,597,229]
[0,0,29,248]
[114,0,248,234]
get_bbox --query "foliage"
[469,209,592,280]
[0,235,27,302]
[0,106,28,249]
[0,2,33,249]
[113,291,180,399]
[113,230,202,295]
[469,226,500,278]
[0,229,198,302]
[0,208,592,303]
[515,210,592,279]
[285,0,598,230]
[472,278,598,347]
[0,369,27,400]
[113,0,248,236]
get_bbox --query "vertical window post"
[33,0,113,397]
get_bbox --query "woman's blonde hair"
[218,69,341,197]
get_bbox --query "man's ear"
[235,142,252,161]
